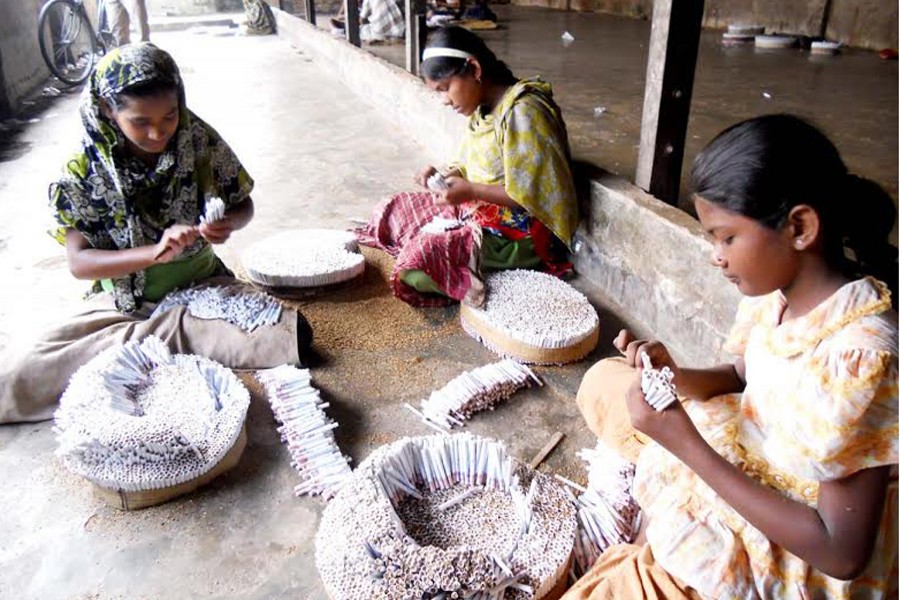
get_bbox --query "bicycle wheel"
[38,0,98,85]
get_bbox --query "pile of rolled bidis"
[152,284,282,333]
[256,364,353,499]
[241,229,366,289]
[54,336,250,494]
[461,270,600,365]
[413,359,542,431]
[315,433,577,600]
[559,442,641,577]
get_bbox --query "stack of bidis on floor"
[315,433,577,600]
[412,359,542,431]
[559,442,641,578]
[256,364,352,499]
[241,229,365,290]
[151,284,282,333]
[640,352,678,411]
[54,336,250,510]
[199,196,226,226]
[461,270,600,365]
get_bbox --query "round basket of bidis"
[241,229,366,294]
[315,433,577,600]
[54,336,250,510]
[460,270,600,365]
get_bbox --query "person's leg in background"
[105,0,132,45]
[131,0,151,42]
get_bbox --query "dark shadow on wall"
[0,48,12,119]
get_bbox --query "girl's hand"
[153,224,199,263]
[625,377,701,456]
[614,328,681,381]
[415,165,438,188]
[199,216,234,244]
[437,175,473,206]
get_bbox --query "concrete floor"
[337,5,899,223]
[2,8,896,597]
[0,30,623,600]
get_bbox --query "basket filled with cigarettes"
[316,433,577,600]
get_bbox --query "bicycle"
[38,0,117,86]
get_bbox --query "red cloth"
[355,191,482,307]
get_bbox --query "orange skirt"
[567,358,702,600]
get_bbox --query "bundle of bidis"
[200,196,226,225]
[559,442,641,578]
[241,229,366,289]
[315,434,577,600]
[460,270,600,365]
[640,352,678,411]
[151,284,282,333]
[426,172,449,192]
[54,336,250,496]
[256,364,352,499]
[414,359,541,431]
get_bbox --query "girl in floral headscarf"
[0,43,311,424]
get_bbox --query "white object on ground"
[567,441,641,578]
[242,228,366,288]
[315,433,577,600]
[460,270,600,365]
[418,359,541,430]
[257,365,353,499]
[54,336,250,492]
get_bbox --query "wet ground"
[330,5,898,226]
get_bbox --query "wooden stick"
[529,431,565,469]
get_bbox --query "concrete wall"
[0,0,51,116]
[147,0,242,16]
[510,0,898,50]
[274,8,740,366]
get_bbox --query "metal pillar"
[304,0,316,25]
[635,0,705,205]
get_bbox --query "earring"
[475,77,482,84]
[794,239,805,250]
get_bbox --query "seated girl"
[0,44,311,424]
[356,26,579,307]
[566,114,897,599]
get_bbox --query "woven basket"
[92,424,248,511]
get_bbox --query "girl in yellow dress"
[356,26,578,307]
[568,114,898,600]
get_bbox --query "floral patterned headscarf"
[50,43,253,312]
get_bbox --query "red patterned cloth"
[355,191,484,307]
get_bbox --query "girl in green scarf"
[0,44,310,424]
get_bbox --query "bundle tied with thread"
[315,433,577,600]
[241,229,366,288]
[54,335,250,494]
[410,359,542,432]
[151,284,282,333]
[556,441,641,579]
[460,270,600,365]
[256,364,353,499]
